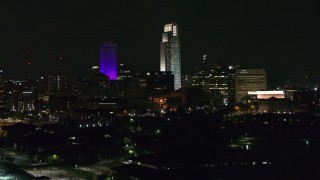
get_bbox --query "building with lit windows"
[235,69,266,103]
[190,62,229,106]
[47,74,68,95]
[100,42,117,80]
[138,71,174,95]
[160,23,181,90]
[247,91,290,113]
[5,80,35,111]
[118,63,132,80]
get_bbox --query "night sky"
[1,1,320,85]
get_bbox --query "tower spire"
[202,54,207,64]
[304,59,309,89]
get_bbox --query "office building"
[236,69,266,103]
[138,71,174,95]
[47,74,68,95]
[4,80,35,111]
[227,65,240,106]
[190,62,229,106]
[85,68,108,100]
[118,63,133,80]
[100,42,117,80]
[160,23,181,90]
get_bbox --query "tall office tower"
[236,69,267,103]
[227,65,240,106]
[160,23,181,90]
[100,42,117,80]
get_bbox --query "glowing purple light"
[100,42,117,80]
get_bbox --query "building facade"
[236,69,266,103]
[160,23,181,90]
[190,63,229,106]
[139,71,174,95]
[100,42,117,80]
[227,65,240,106]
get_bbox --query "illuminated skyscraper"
[160,23,181,90]
[100,42,117,80]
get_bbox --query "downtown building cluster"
[0,23,319,124]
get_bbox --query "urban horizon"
[1,1,320,179]
[1,1,320,82]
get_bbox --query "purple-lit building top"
[100,42,117,80]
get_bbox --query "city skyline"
[1,2,320,179]
[0,1,320,84]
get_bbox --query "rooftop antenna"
[304,59,309,89]
[26,46,32,80]
[202,54,207,64]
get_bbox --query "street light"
[53,154,57,160]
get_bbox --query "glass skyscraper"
[160,23,181,90]
[100,42,117,80]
